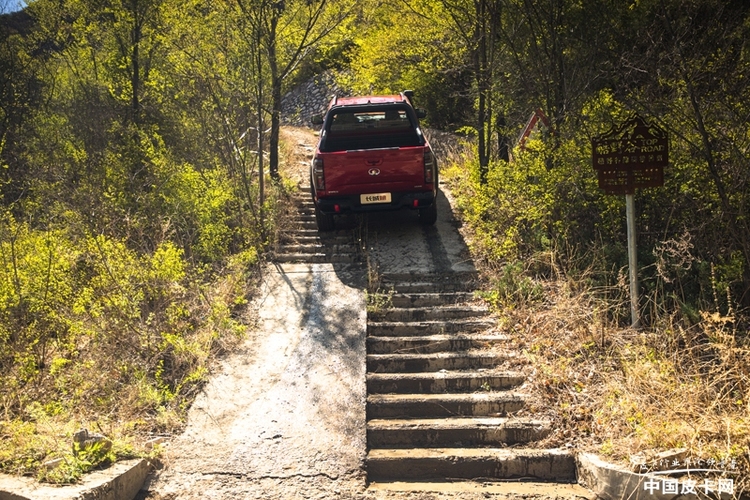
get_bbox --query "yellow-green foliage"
[159,164,235,262]
[1,0,286,483]
[0,403,135,483]
[345,1,463,95]
[0,209,258,481]
[340,1,469,128]
[445,152,551,263]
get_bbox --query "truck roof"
[331,95,407,107]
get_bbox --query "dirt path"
[280,126,318,187]
[140,263,369,499]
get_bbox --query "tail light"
[313,156,325,191]
[424,150,435,184]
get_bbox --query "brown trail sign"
[592,114,669,328]
[592,115,668,194]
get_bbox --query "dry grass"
[471,249,750,495]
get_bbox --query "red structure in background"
[516,108,550,151]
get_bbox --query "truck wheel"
[315,206,335,231]
[418,203,438,225]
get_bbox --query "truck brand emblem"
[368,168,381,176]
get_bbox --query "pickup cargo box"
[309,92,438,231]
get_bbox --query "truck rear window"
[321,108,423,152]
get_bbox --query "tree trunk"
[130,0,141,125]
[475,0,488,184]
[497,113,509,162]
[269,75,281,182]
[256,23,266,233]
[267,9,281,182]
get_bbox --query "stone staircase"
[365,272,577,485]
[273,188,360,264]
[274,189,578,488]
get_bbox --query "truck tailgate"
[323,147,426,194]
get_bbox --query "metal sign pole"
[592,114,668,328]
[626,193,640,328]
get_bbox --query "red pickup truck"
[309,92,438,231]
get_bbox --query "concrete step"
[367,351,510,373]
[366,417,551,448]
[294,212,315,221]
[366,333,509,355]
[288,197,313,205]
[273,253,328,264]
[278,235,321,244]
[367,481,590,497]
[282,228,320,238]
[273,253,359,264]
[367,370,526,394]
[380,272,480,282]
[367,392,526,419]
[292,199,314,206]
[284,228,352,239]
[366,447,577,482]
[296,220,319,230]
[367,319,496,336]
[369,305,490,322]
[380,281,475,294]
[276,244,357,254]
[379,273,480,294]
[321,235,357,244]
[388,292,478,308]
[276,234,354,246]
[276,243,323,254]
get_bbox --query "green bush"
[0,207,257,480]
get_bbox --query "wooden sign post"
[592,115,668,328]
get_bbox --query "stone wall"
[280,72,347,127]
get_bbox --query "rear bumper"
[315,190,436,215]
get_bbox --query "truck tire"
[315,206,335,231]
[418,202,438,225]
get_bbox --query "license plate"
[361,192,392,204]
